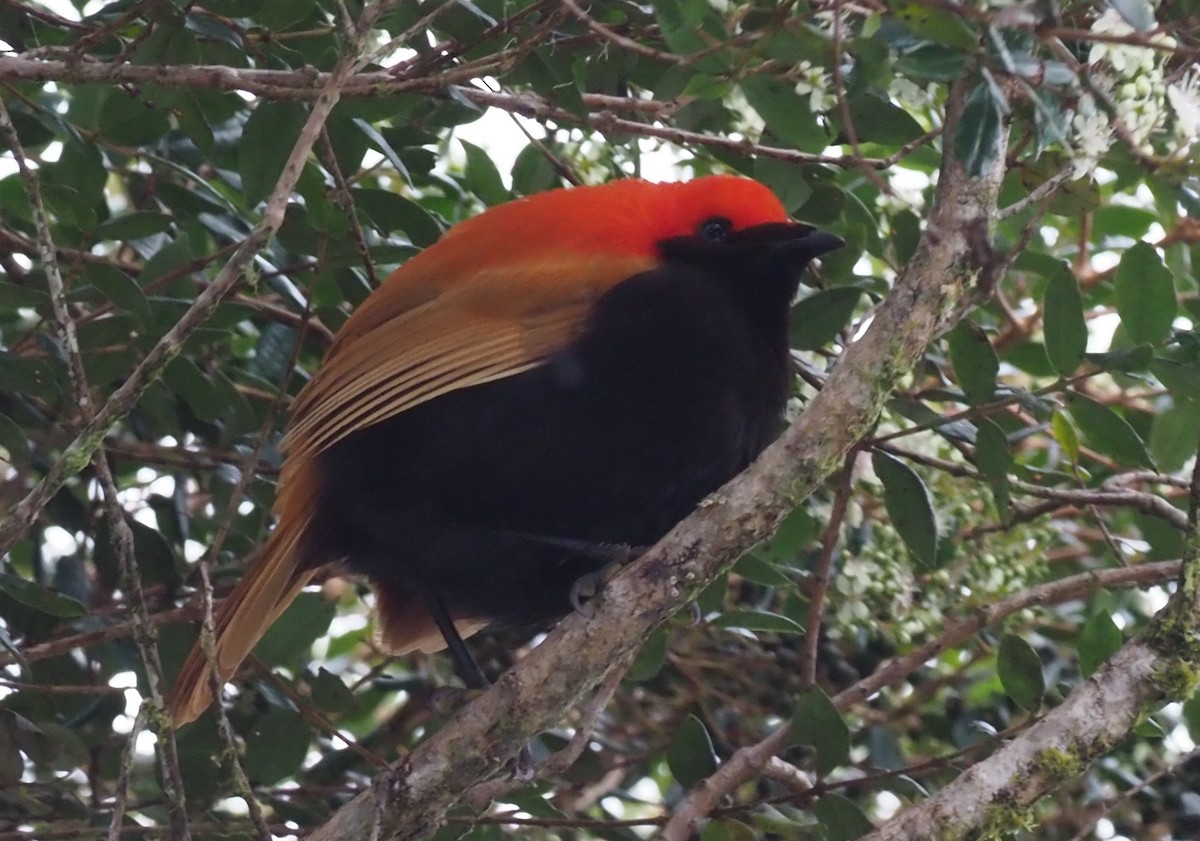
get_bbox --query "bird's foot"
[509,743,537,781]
[569,561,622,618]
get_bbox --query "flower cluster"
[826,450,1054,649]
[792,60,836,114]
[1084,7,1197,162]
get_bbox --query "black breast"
[309,260,795,627]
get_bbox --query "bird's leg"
[419,585,490,691]
[419,585,535,780]
[565,543,647,619]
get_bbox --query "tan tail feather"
[168,461,319,727]
[375,586,487,655]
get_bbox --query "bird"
[167,174,843,725]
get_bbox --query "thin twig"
[797,455,855,689]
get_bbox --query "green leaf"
[741,75,827,152]
[28,722,88,771]
[1184,690,1200,744]
[683,74,732,99]
[701,819,757,841]
[95,211,175,241]
[873,451,939,568]
[894,44,969,81]
[353,117,412,187]
[0,353,62,400]
[239,102,309,207]
[138,233,192,287]
[893,2,979,50]
[625,629,669,683]
[712,610,804,635]
[163,356,222,424]
[1079,609,1122,678]
[0,413,31,466]
[308,668,355,714]
[0,573,86,618]
[460,139,509,206]
[1064,391,1154,468]
[975,419,1011,482]
[323,115,371,182]
[667,714,718,787]
[814,793,875,841]
[954,81,1004,177]
[1149,399,1200,473]
[754,157,813,214]
[789,686,850,775]
[1043,267,1087,376]
[0,625,26,677]
[511,142,560,196]
[1093,205,1158,240]
[976,418,1011,513]
[6,107,54,149]
[354,189,443,247]
[845,92,924,145]
[734,552,794,587]
[9,712,57,764]
[797,181,846,225]
[242,710,311,785]
[1134,717,1166,739]
[1087,344,1154,373]
[258,0,315,29]
[947,321,999,405]
[0,715,21,786]
[1151,358,1200,400]
[755,505,817,562]
[254,592,335,665]
[1114,242,1177,346]
[1135,509,1184,561]
[997,633,1044,711]
[85,265,152,324]
[97,90,170,146]
[791,288,863,350]
[1051,408,1080,466]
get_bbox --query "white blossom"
[792,60,835,113]
[1167,69,1200,148]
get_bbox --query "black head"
[657,217,844,309]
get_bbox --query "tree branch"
[0,57,882,168]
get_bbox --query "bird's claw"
[509,744,536,781]
[569,561,621,618]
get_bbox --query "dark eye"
[697,216,733,243]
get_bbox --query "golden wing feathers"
[284,252,656,460]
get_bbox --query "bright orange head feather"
[434,174,790,264]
